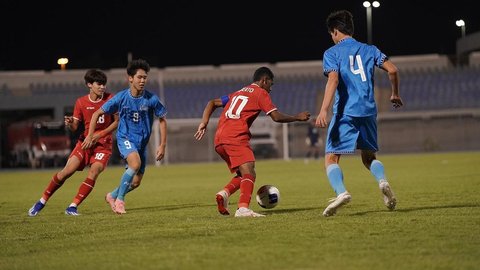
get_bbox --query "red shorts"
[215,144,255,173]
[69,141,112,171]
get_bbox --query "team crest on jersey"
[140,105,148,111]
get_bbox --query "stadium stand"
[376,65,480,111]
[1,54,479,167]
[3,54,477,115]
[0,83,9,97]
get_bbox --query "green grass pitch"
[1,151,479,270]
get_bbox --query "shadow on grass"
[349,203,480,216]
[128,203,214,212]
[88,203,214,214]
[129,205,320,215]
[258,206,319,214]
[122,204,319,215]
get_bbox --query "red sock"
[224,176,241,195]
[238,174,255,209]
[73,178,96,206]
[42,174,64,201]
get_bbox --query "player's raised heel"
[379,180,396,210]
[114,199,126,214]
[105,193,116,213]
[216,190,230,215]
[322,191,352,217]
[65,206,80,216]
[234,207,265,217]
[28,201,45,217]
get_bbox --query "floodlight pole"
[456,19,466,38]
[363,1,380,44]
[366,5,373,44]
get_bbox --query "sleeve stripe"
[266,108,277,115]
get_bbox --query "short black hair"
[253,66,274,82]
[326,10,354,36]
[127,59,150,76]
[84,69,107,85]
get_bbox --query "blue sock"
[110,187,119,198]
[110,185,134,199]
[116,168,136,201]
[370,160,385,183]
[326,164,346,195]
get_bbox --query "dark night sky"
[0,0,478,71]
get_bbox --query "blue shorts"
[325,114,378,154]
[117,137,147,174]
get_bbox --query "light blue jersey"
[323,37,387,117]
[102,88,167,147]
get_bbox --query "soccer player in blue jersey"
[82,59,167,214]
[316,10,403,217]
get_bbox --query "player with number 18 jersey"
[71,92,115,170]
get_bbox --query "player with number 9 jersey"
[101,88,167,157]
[82,59,168,215]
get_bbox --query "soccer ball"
[256,185,280,209]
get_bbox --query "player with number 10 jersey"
[195,67,310,217]
[214,84,277,148]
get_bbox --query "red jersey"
[215,83,277,146]
[73,93,115,144]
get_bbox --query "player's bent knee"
[131,181,141,189]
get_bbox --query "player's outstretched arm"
[382,60,403,109]
[64,116,79,132]
[269,110,310,123]
[195,98,223,140]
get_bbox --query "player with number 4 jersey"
[195,67,310,217]
[316,10,403,217]
[27,69,119,217]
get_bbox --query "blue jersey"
[102,88,167,146]
[323,37,387,117]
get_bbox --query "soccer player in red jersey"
[195,67,310,217]
[28,69,119,216]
